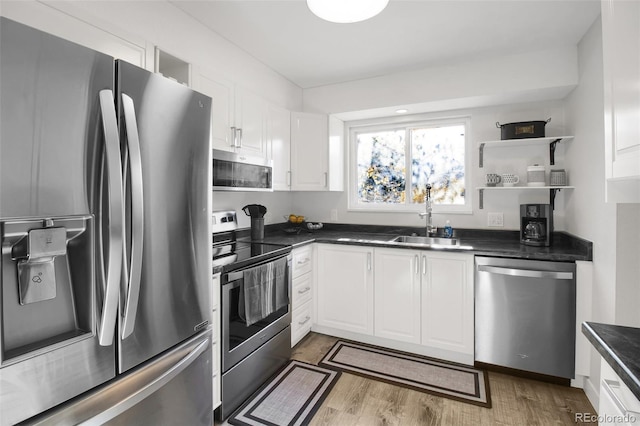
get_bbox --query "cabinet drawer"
[292,272,313,308]
[291,300,313,347]
[292,246,313,278]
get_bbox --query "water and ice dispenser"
[1,215,94,362]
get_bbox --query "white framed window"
[348,116,472,214]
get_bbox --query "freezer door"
[116,61,212,373]
[25,329,213,426]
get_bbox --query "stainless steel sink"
[389,235,460,246]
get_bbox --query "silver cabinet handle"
[422,255,427,275]
[297,258,310,265]
[298,287,311,294]
[287,170,292,187]
[236,128,243,148]
[602,379,640,416]
[367,252,372,271]
[414,255,419,275]
[298,316,311,326]
[477,265,574,280]
[80,337,209,425]
[324,172,328,187]
[120,94,144,340]
[97,90,124,347]
[230,126,237,147]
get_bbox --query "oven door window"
[226,283,288,352]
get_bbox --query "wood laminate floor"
[291,333,597,426]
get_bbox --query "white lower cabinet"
[291,246,314,347]
[315,244,374,335]
[315,244,474,364]
[373,248,421,344]
[599,358,640,425]
[421,252,474,356]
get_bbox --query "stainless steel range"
[212,211,292,420]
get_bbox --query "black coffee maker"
[520,204,553,246]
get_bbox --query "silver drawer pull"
[603,379,640,416]
[297,258,310,265]
[298,316,311,326]
[298,287,311,294]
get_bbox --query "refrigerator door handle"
[78,337,210,425]
[97,89,125,346]
[120,94,144,340]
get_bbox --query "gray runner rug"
[319,340,491,408]
[228,360,341,426]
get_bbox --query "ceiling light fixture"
[307,0,390,24]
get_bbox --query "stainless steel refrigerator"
[0,17,213,425]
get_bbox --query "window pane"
[356,130,406,204]
[410,125,465,205]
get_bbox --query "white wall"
[293,100,568,231]
[564,16,617,407]
[303,47,578,115]
[0,1,303,111]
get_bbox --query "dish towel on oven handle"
[239,257,289,326]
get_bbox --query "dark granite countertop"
[253,223,593,262]
[582,322,640,401]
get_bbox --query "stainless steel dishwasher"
[475,256,576,379]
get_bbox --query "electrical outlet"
[488,212,504,227]
[330,209,338,222]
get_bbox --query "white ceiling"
[172,0,601,89]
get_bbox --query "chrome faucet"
[418,184,437,235]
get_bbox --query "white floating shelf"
[478,136,574,167]
[477,186,575,209]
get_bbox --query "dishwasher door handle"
[477,265,574,280]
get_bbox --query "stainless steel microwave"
[212,149,273,191]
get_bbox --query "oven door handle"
[223,254,290,283]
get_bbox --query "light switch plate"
[488,212,504,227]
[330,209,338,222]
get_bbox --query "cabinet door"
[603,0,640,183]
[373,248,421,344]
[291,112,329,191]
[193,73,235,153]
[421,252,474,356]
[234,88,267,157]
[267,104,291,191]
[316,244,373,335]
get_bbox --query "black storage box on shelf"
[496,118,551,140]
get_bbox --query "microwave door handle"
[120,94,144,340]
[97,90,125,346]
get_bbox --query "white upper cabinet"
[193,73,270,158]
[234,87,268,158]
[290,112,344,191]
[267,104,292,191]
[602,0,640,202]
[193,72,235,152]
[291,112,329,190]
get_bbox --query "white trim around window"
[347,115,473,214]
